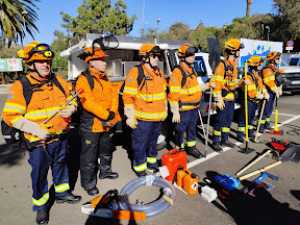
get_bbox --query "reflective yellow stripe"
[24,107,62,120]
[67,95,77,106]
[248,85,256,91]
[263,76,275,82]
[181,105,199,111]
[186,140,196,147]
[211,75,223,82]
[238,127,245,132]
[147,157,157,164]
[170,86,181,93]
[260,120,266,124]
[169,100,179,106]
[213,130,221,136]
[266,117,271,122]
[11,116,24,125]
[135,110,167,120]
[54,183,70,193]
[180,86,200,95]
[137,92,166,102]
[133,162,147,172]
[32,192,49,206]
[3,102,26,113]
[123,86,137,95]
[248,125,254,129]
[222,127,230,132]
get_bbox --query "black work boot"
[186,146,204,158]
[221,140,235,148]
[99,154,119,180]
[213,143,223,152]
[55,192,81,204]
[36,209,49,225]
[86,187,99,196]
[135,170,147,177]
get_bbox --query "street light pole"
[155,18,160,44]
[265,25,270,41]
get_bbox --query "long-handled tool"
[43,89,82,124]
[204,87,213,157]
[238,145,300,181]
[271,96,283,136]
[197,108,207,157]
[241,64,254,154]
[254,99,266,142]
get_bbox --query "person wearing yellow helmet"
[2,41,81,224]
[259,51,283,132]
[236,56,267,143]
[210,38,244,152]
[168,43,206,158]
[122,43,167,176]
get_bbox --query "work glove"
[215,95,225,110]
[13,118,50,139]
[243,78,251,85]
[275,88,280,99]
[199,81,209,92]
[278,85,283,96]
[124,105,138,129]
[263,91,270,100]
[170,103,180,123]
[256,92,264,100]
[60,105,76,118]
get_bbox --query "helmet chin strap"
[183,57,192,66]
[144,56,158,69]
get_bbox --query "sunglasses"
[185,47,198,57]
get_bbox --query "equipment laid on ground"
[175,168,200,196]
[82,175,176,220]
[212,174,241,191]
[237,145,300,181]
[161,149,187,182]
[200,185,218,202]
[271,96,283,136]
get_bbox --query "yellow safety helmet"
[78,47,108,63]
[247,56,263,67]
[178,43,198,58]
[224,38,244,51]
[17,41,54,64]
[266,51,281,61]
[139,43,161,56]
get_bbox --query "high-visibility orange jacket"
[122,64,167,121]
[243,71,265,99]
[262,64,278,93]
[2,72,75,143]
[75,67,120,133]
[211,59,239,101]
[168,62,202,111]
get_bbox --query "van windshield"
[194,56,207,76]
[289,57,300,66]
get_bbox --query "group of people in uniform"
[2,38,282,224]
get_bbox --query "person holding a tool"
[211,38,244,152]
[236,56,267,143]
[76,46,120,196]
[259,51,283,133]
[168,43,208,158]
[2,41,81,225]
[122,43,167,177]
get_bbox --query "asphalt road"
[0,91,300,225]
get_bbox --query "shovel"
[271,96,283,136]
[238,145,300,180]
[254,99,266,143]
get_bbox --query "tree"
[273,0,300,40]
[168,22,190,40]
[246,0,252,17]
[51,31,69,75]
[61,0,135,40]
[0,0,39,47]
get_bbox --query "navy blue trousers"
[131,121,162,172]
[28,139,69,211]
[237,100,258,139]
[212,101,235,144]
[175,109,198,148]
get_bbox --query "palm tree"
[0,0,39,47]
[246,0,252,17]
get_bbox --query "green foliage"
[273,0,300,40]
[0,0,39,46]
[61,0,135,39]
[51,31,69,74]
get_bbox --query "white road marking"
[278,113,297,117]
[187,114,300,169]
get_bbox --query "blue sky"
[26,0,275,44]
